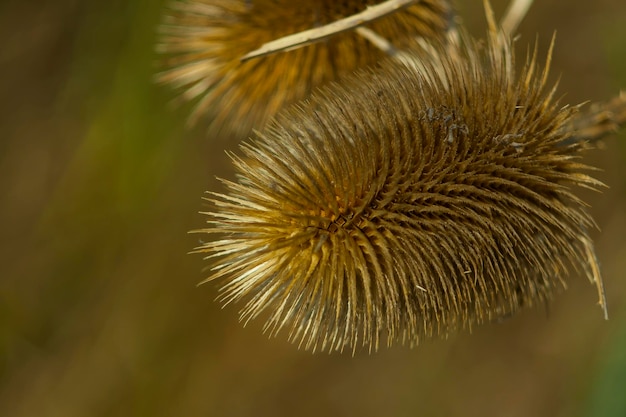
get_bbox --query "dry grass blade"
[240,0,423,61]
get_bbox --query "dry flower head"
[156,0,453,138]
[194,23,613,353]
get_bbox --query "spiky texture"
[156,0,453,138]
[567,91,626,145]
[195,30,607,353]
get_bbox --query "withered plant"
[193,18,624,352]
[156,0,453,138]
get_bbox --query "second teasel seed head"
[156,0,454,138]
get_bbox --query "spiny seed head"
[156,0,453,138]
[195,29,607,353]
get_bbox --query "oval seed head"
[196,29,607,353]
[156,0,453,138]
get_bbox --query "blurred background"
[1,0,625,416]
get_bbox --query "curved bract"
[196,29,606,353]
[156,0,453,138]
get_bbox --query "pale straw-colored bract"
[195,27,608,353]
[156,0,453,138]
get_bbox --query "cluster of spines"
[196,29,606,353]
[156,0,453,138]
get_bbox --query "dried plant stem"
[354,26,421,64]
[241,0,422,62]
[355,27,399,56]
[501,0,534,35]
[358,0,533,64]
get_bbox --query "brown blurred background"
[1,1,625,416]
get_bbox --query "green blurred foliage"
[0,1,625,416]
[586,311,626,417]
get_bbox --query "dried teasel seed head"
[195,28,611,353]
[156,0,454,138]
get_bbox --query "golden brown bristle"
[195,29,608,353]
[156,0,453,138]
